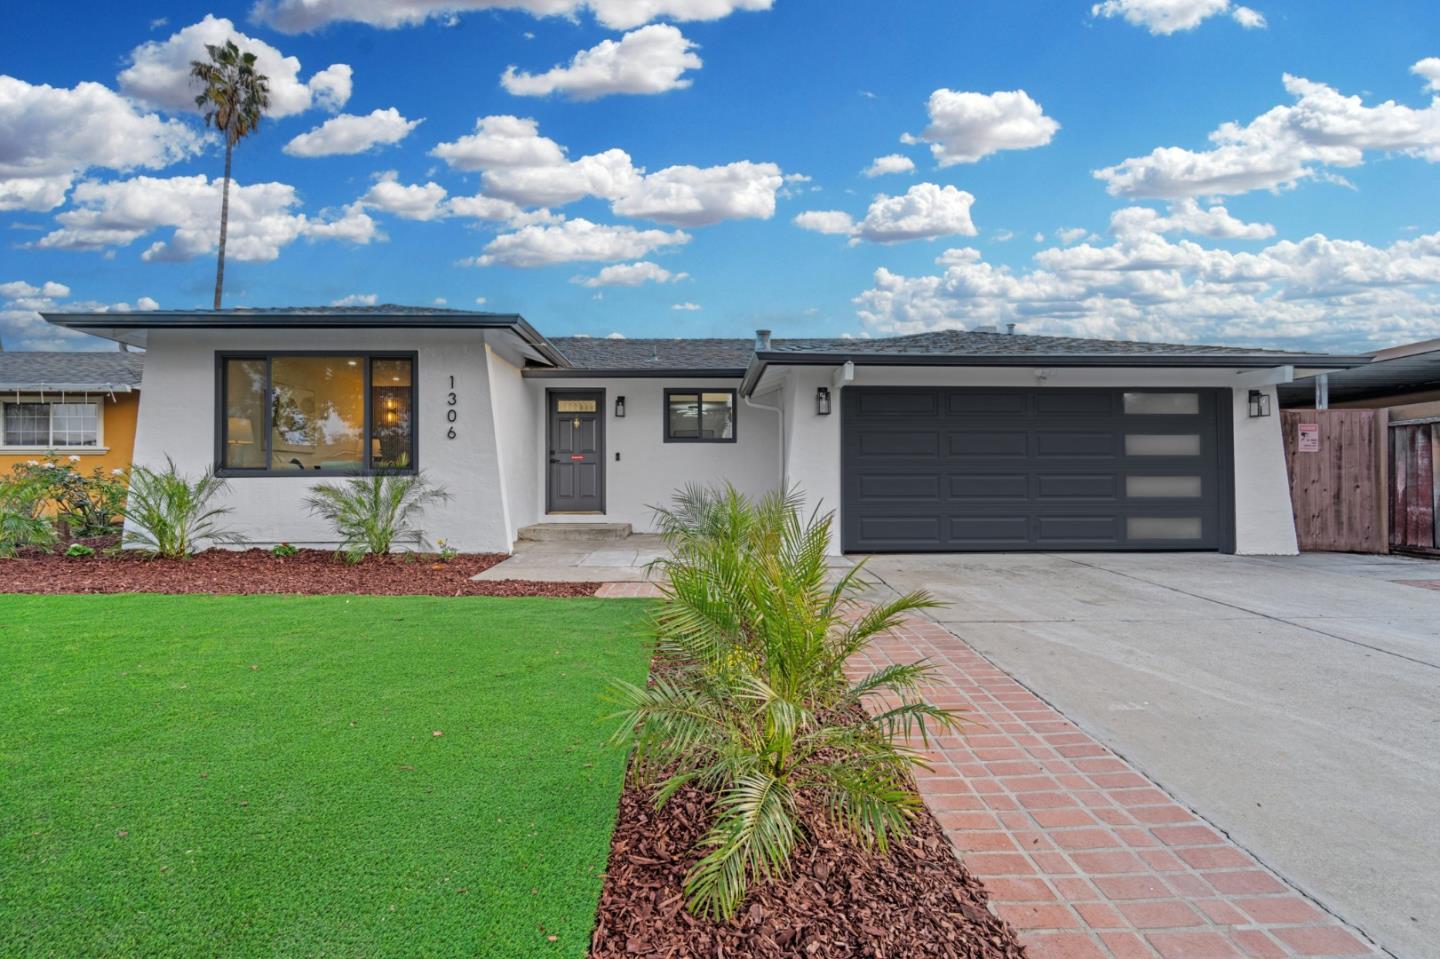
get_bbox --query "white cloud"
[852,217,1440,352]
[360,171,450,220]
[993,229,1015,242]
[1111,199,1275,240]
[1414,57,1440,94]
[0,281,159,351]
[1095,65,1440,198]
[902,89,1059,166]
[606,330,625,338]
[118,15,351,117]
[611,160,783,226]
[0,76,203,211]
[793,210,855,235]
[305,201,382,243]
[432,115,783,225]
[284,108,422,157]
[434,297,448,305]
[672,301,701,310]
[34,174,377,261]
[501,24,700,100]
[1231,6,1266,28]
[863,154,916,177]
[470,216,689,267]
[575,261,689,286]
[475,296,488,305]
[332,293,378,306]
[795,183,977,245]
[1091,0,1265,35]
[252,0,772,33]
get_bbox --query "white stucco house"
[44,306,1368,556]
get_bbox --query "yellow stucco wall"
[0,391,140,476]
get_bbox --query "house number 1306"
[446,375,458,439]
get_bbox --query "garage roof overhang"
[41,309,571,369]
[739,350,1371,396]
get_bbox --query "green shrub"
[436,538,458,562]
[609,485,962,920]
[9,458,128,537]
[64,543,96,558]
[271,542,299,557]
[303,473,450,564]
[0,472,57,557]
[120,457,238,558]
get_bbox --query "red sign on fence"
[1298,423,1320,452]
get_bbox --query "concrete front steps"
[516,522,632,544]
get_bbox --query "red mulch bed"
[591,777,1028,959]
[0,545,599,597]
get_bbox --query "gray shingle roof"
[549,337,755,371]
[0,351,144,391]
[549,329,1330,371]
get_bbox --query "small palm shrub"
[303,472,449,563]
[121,457,238,558]
[0,471,57,557]
[610,485,963,920]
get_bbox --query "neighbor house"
[42,307,1367,555]
[0,351,143,475]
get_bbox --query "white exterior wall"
[771,365,1299,556]
[130,328,513,553]
[513,376,783,533]
[486,342,540,548]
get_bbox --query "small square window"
[664,389,736,443]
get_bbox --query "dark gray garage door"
[841,388,1233,552]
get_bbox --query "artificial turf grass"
[0,594,653,959]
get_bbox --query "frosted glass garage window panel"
[1127,517,1203,540]
[270,357,365,472]
[1126,475,1203,498]
[1123,392,1199,415]
[1125,434,1201,456]
[665,390,736,442]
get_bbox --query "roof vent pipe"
[1006,323,1016,335]
[755,329,772,351]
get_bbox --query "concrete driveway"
[860,550,1440,959]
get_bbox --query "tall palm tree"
[190,40,269,310]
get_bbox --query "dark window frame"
[213,350,419,477]
[662,387,739,444]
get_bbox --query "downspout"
[743,391,785,489]
[743,328,785,489]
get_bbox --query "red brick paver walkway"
[854,616,1383,959]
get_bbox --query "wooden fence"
[1281,410,1387,553]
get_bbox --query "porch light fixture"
[1247,389,1271,418]
[614,395,626,418]
[816,386,831,415]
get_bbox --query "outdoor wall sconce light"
[816,386,832,415]
[614,395,626,418]
[1248,389,1272,418]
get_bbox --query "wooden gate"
[1281,410,1387,553]
[1390,417,1440,555]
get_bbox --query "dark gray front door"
[841,387,1230,552]
[547,391,604,513]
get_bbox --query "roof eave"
[522,366,745,379]
[41,311,572,369]
[741,351,1371,395]
[0,383,136,393]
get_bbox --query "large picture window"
[664,388,737,443]
[218,353,415,474]
[1,400,100,448]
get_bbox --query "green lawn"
[0,594,652,959]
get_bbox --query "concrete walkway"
[472,534,667,583]
[859,551,1440,959]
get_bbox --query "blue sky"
[3,0,1439,351]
